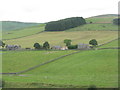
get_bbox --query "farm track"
[1,38,119,75]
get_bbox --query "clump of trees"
[45,17,86,31]
[113,18,120,25]
[33,41,50,50]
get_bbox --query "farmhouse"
[6,45,21,50]
[78,43,90,50]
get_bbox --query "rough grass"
[2,50,76,73]
[3,49,118,88]
[4,31,118,48]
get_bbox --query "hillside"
[90,14,118,18]
[4,31,118,48]
[66,14,118,31]
[3,49,118,88]
[1,21,41,31]
[2,24,45,40]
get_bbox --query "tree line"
[45,17,86,31]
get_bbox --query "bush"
[68,45,78,49]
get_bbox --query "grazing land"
[3,49,118,88]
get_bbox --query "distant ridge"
[90,14,119,18]
[1,21,41,31]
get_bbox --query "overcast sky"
[0,0,119,23]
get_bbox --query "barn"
[78,43,90,50]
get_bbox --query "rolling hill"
[2,14,119,88]
[3,49,118,88]
[1,21,41,31]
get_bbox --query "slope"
[3,49,118,88]
[4,31,118,48]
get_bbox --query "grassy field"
[86,16,117,23]
[2,25,45,40]
[3,49,118,88]
[99,39,119,48]
[4,31,118,48]
[2,50,76,73]
[66,23,118,31]
[2,14,118,88]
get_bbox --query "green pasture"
[4,31,118,48]
[99,39,119,48]
[2,25,45,40]
[3,49,118,88]
[2,50,76,73]
[86,16,117,23]
[67,23,118,31]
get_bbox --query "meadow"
[3,49,118,88]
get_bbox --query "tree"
[33,43,41,49]
[0,40,5,48]
[43,41,50,49]
[89,39,98,46]
[64,39,72,46]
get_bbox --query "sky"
[0,0,119,23]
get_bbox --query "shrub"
[68,45,78,49]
